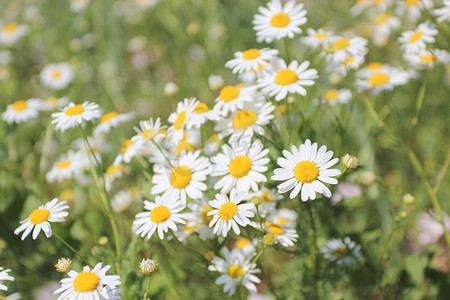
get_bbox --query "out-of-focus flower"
[2,99,42,124]
[399,22,438,54]
[410,211,450,248]
[71,0,90,12]
[331,182,362,204]
[51,101,101,132]
[0,23,28,46]
[225,48,279,74]
[433,0,450,22]
[321,237,362,266]
[40,63,74,90]
[0,267,14,291]
[164,81,179,96]
[208,74,225,91]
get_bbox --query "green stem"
[305,203,320,299]
[39,118,54,172]
[143,275,151,300]
[54,232,91,267]
[411,71,428,128]
[237,245,266,291]
[377,223,396,267]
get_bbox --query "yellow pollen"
[236,237,251,249]
[4,23,18,32]
[278,217,288,225]
[333,38,350,50]
[174,111,186,130]
[233,110,258,129]
[242,49,261,60]
[410,31,423,43]
[375,14,389,25]
[406,0,419,6]
[271,12,290,28]
[65,104,85,116]
[344,57,355,64]
[229,156,252,178]
[219,202,238,220]
[101,111,118,123]
[367,62,383,69]
[12,100,27,111]
[294,161,319,183]
[315,32,329,39]
[261,192,272,203]
[106,164,124,176]
[219,85,240,102]
[325,90,339,101]
[29,208,50,225]
[369,72,390,87]
[420,54,436,63]
[73,271,100,292]
[150,205,171,223]
[193,102,210,113]
[275,69,298,86]
[201,205,214,225]
[120,139,133,153]
[170,166,192,189]
[175,142,196,156]
[266,222,284,236]
[57,160,71,170]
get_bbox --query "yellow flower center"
[406,0,419,6]
[183,223,200,231]
[278,217,288,225]
[29,208,50,225]
[232,110,258,129]
[65,104,85,116]
[335,246,348,258]
[227,265,244,279]
[420,54,436,63]
[369,72,390,87]
[193,102,210,113]
[315,32,329,39]
[101,111,118,123]
[4,23,18,32]
[12,100,27,111]
[294,161,319,183]
[150,205,171,223]
[375,14,389,25]
[175,142,196,156]
[271,12,290,28]
[219,85,240,102]
[409,31,423,43]
[120,139,133,153]
[51,69,61,79]
[242,49,260,60]
[344,57,355,64]
[325,90,339,101]
[0,296,6,300]
[73,271,100,292]
[275,69,298,86]
[229,155,252,178]
[219,202,238,220]
[106,164,124,176]
[261,192,272,203]
[60,189,75,201]
[170,166,192,189]
[266,222,284,236]
[201,205,214,225]
[47,97,59,105]
[333,38,350,50]
[174,111,186,130]
[57,160,71,170]
[236,237,251,249]
[367,62,383,70]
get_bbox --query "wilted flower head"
[55,258,72,273]
[139,258,158,275]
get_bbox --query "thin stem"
[143,275,151,300]
[411,71,428,128]
[434,149,450,194]
[54,232,91,267]
[305,203,320,299]
[151,140,174,168]
[237,245,266,291]
[376,223,396,267]
[39,118,54,172]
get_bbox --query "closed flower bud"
[402,193,415,205]
[55,258,72,273]
[342,154,358,169]
[251,196,262,206]
[140,258,158,275]
[263,234,275,246]
[204,251,215,261]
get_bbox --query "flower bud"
[342,154,358,169]
[402,193,415,205]
[204,251,215,261]
[55,258,72,273]
[251,196,262,206]
[140,258,158,275]
[263,234,275,246]
[98,236,108,245]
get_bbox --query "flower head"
[51,101,102,132]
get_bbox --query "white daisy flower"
[188,101,220,128]
[327,36,368,64]
[54,262,121,300]
[2,99,42,124]
[46,151,84,183]
[185,195,215,240]
[113,139,143,165]
[112,190,134,213]
[215,100,275,143]
[399,22,438,54]
[208,188,255,237]
[404,49,450,69]
[264,222,298,247]
[71,0,90,12]
[0,23,28,46]
[41,96,70,111]
[271,139,341,201]
[171,128,201,157]
[396,0,433,22]
[225,48,279,74]
[258,58,318,101]
[253,0,307,43]
[166,97,199,145]
[133,195,186,240]
[269,208,298,228]
[233,237,257,257]
[208,247,261,296]
[321,89,352,106]
[433,0,450,23]
[301,28,334,49]
[0,267,14,291]
[151,150,210,203]
[326,54,365,76]
[372,13,400,46]
[211,139,269,194]
[250,186,282,218]
[14,198,69,240]
[213,84,256,116]
[40,63,74,90]
[208,74,225,91]
[104,164,128,191]
[51,101,101,132]
[321,237,362,266]
[93,111,135,135]
[356,66,410,94]
[132,117,167,147]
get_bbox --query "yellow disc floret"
[201,205,214,225]
[170,166,192,189]
[150,205,171,223]
[29,208,50,225]
[12,100,27,111]
[73,271,100,292]
[219,202,238,220]
[219,86,240,102]
[271,13,290,28]
[294,161,319,183]
[333,38,350,50]
[229,156,252,178]
[242,49,261,60]
[369,73,389,87]
[275,69,298,86]
[233,110,258,129]
[65,104,85,116]
[101,111,118,123]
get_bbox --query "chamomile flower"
[208,247,261,296]
[250,186,282,218]
[151,150,210,203]
[301,28,334,49]
[258,58,318,101]
[270,208,298,228]
[321,237,362,266]
[113,139,143,165]
[264,222,298,247]
[215,100,275,143]
[211,139,269,194]
[93,111,135,135]
[185,196,215,240]
[14,198,69,240]
[321,89,352,106]
[104,164,127,190]
[356,66,410,94]
[0,268,14,291]
[42,97,70,111]
[54,263,121,300]
[112,190,134,213]
[132,117,166,147]
[372,13,400,46]
[253,0,307,43]
[233,237,256,257]
[2,99,42,124]
[46,151,83,183]
[133,195,186,240]
[51,101,101,132]
[404,49,450,68]
[396,0,433,22]
[399,22,438,54]
[188,101,220,128]
[327,54,365,76]
[40,63,74,90]
[208,188,255,237]
[225,48,279,74]
[0,23,28,46]
[213,84,256,116]
[433,0,450,23]
[166,97,199,145]
[327,36,368,63]
[271,139,341,201]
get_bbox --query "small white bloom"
[399,22,438,54]
[433,0,450,22]
[40,63,74,90]
[321,237,362,266]
[51,101,102,132]
[2,99,42,124]
[301,28,334,49]
[94,111,135,135]
[225,48,279,74]
[0,23,28,46]
[0,267,14,291]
